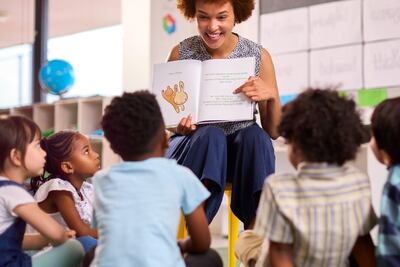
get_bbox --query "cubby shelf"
[2,96,120,169]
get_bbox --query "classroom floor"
[212,234,239,267]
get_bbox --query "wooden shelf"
[6,96,121,168]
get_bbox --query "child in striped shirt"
[236,89,377,267]
[370,97,400,267]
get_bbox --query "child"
[370,97,400,267]
[236,89,377,267]
[0,115,84,267]
[30,130,100,252]
[90,91,222,267]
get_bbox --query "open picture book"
[152,57,255,128]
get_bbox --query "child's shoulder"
[34,178,75,201]
[265,173,298,187]
[94,158,193,179]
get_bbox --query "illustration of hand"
[174,81,188,111]
[162,85,180,113]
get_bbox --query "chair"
[177,184,240,267]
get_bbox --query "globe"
[39,59,75,95]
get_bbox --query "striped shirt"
[254,162,377,267]
[376,164,400,267]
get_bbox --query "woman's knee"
[236,124,270,146]
[193,126,226,144]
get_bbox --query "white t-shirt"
[33,178,94,228]
[0,177,35,234]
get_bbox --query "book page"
[152,60,202,127]
[197,57,255,123]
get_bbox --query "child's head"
[278,89,365,168]
[101,91,167,161]
[36,130,100,182]
[370,97,400,167]
[0,115,45,178]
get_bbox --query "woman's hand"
[176,115,197,135]
[234,76,278,102]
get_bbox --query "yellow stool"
[177,184,239,267]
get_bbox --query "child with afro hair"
[90,91,222,267]
[236,89,377,267]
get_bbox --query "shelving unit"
[0,108,10,118]
[33,103,55,132]
[11,106,33,119]
[2,96,120,169]
[55,99,79,132]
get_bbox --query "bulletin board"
[259,0,400,107]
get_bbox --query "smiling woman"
[166,0,281,229]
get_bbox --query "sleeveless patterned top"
[179,34,261,135]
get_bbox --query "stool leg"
[226,190,239,267]
[177,212,188,239]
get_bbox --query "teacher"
[166,0,281,229]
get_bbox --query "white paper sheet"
[364,39,400,88]
[309,0,362,49]
[363,0,400,42]
[273,52,309,94]
[260,7,308,54]
[310,45,363,90]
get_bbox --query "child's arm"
[351,234,376,267]
[14,202,73,249]
[268,241,294,267]
[22,230,76,250]
[178,203,210,254]
[51,191,98,238]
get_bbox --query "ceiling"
[0,0,121,49]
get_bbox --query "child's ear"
[9,149,23,167]
[60,161,74,174]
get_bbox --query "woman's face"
[195,0,235,51]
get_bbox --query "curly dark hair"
[278,89,365,165]
[177,0,254,23]
[101,91,165,160]
[371,97,400,165]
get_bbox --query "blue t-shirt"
[90,158,210,267]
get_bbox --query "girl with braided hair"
[30,130,101,252]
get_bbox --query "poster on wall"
[309,0,362,49]
[363,0,400,42]
[260,7,308,54]
[310,45,363,90]
[364,39,400,88]
[150,0,197,67]
[273,52,308,94]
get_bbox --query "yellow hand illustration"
[162,85,180,113]
[174,81,188,111]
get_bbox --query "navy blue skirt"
[166,123,275,225]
